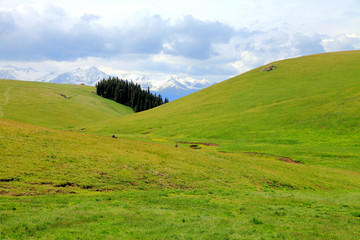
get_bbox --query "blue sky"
[0,0,359,82]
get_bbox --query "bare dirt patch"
[177,141,220,147]
[278,157,300,164]
[315,184,328,191]
[190,144,202,149]
[243,152,302,164]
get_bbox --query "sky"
[0,0,359,82]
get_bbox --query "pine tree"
[95,77,168,112]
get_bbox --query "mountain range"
[0,66,213,100]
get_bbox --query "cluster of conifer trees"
[95,77,169,112]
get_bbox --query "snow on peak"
[50,67,109,85]
[0,65,215,100]
[152,75,212,91]
[0,65,42,81]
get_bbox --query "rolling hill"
[83,50,360,170]
[0,79,133,130]
[1,51,360,239]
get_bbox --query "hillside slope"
[2,117,359,196]
[0,79,133,130]
[1,114,360,239]
[1,52,360,239]
[84,51,360,169]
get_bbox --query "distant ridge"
[0,66,212,100]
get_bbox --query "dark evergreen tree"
[95,77,169,112]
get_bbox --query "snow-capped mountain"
[117,73,153,89]
[0,65,214,100]
[153,75,212,91]
[152,75,213,100]
[49,67,110,85]
[0,66,44,81]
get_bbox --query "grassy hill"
[1,118,360,239]
[1,51,360,239]
[83,50,360,170]
[0,79,133,130]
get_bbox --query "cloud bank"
[0,3,359,82]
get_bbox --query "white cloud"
[322,34,360,52]
[0,0,359,85]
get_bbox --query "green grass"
[1,118,359,195]
[1,190,360,239]
[0,79,133,130]
[1,51,360,239]
[82,50,360,171]
[1,118,359,239]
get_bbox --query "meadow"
[1,51,360,239]
[1,118,359,239]
[83,51,360,171]
[0,79,133,130]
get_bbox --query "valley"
[1,51,360,239]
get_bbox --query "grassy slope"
[0,79,133,130]
[84,51,360,170]
[1,51,360,239]
[2,118,359,195]
[1,118,360,239]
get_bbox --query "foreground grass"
[1,119,360,239]
[1,190,360,239]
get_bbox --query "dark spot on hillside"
[190,144,202,149]
[0,177,16,182]
[265,179,297,190]
[54,182,76,187]
[243,152,302,164]
[59,93,68,99]
[315,184,328,191]
[30,181,53,185]
[96,171,107,176]
[218,151,229,153]
[261,64,276,72]
[278,157,301,164]
[177,141,220,147]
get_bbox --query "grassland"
[1,51,360,239]
[83,51,360,171]
[1,118,359,239]
[0,79,133,130]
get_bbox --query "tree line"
[95,77,169,112]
